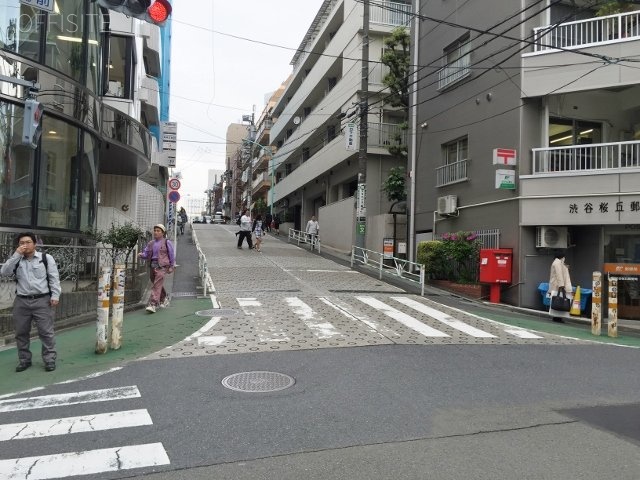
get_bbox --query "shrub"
[417,231,482,282]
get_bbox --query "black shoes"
[45,362,56,372]
[15,362,32,372]
[552,317,565,323]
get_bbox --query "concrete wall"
[366,213,407,254]
[319,197,356,253]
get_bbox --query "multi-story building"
[268,0,411,248]
[0,1,169,244]
[413,0,640,315]
[224,123,248,219]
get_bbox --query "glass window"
[549,117,602,146]
[443,137,468,165]
[85,1,102,93]
[0,102,34,226]
[80,133,98,231]
[0,2,43,62]
[46,0,84,81]
[37,117,79,229]
[106,35,134,99]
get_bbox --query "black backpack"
[236,216,241,226]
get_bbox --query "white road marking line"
[356,297,449,338]
[392,297,497,338]
[0,386,141,413]
[0,409,152,441]
[183,317,221,342]
[285,297,342,339]
[318,297,390,338]
[197,336,228,346]
[504,328,543,339]
[237,298,261,307]
[0,442,170,479]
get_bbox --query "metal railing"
[288,228,321,253]
[351,246,425,295]
[436,159,469,186]
[437,55,471,90]
[191,229,213,296]
[533,10,640,53]
[367,122,407,148]
[370,0,412,26]
[532,140,640,174]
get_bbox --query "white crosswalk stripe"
[285,297,343,339]
[391,296,497,338]
[0,386,170,479]
[356,296,450,338]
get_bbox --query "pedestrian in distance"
[273,214,280,235]
[253,214,264,252]
[305,215,320,242]
[548,251,572,323]
[264,213,273,233]
[1,232,61,372]
[139,224,175,313]
[237,208,254,249]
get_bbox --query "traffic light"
[97,0,172,26]
[22,98,43,149]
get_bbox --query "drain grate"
[221,371,295,393]
[172,292,198,297]
[196,309,239,317]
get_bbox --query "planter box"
[428,280,490,300]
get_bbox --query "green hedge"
[417,231,481,282]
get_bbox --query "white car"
[212,212,225,224]
[203,215,212,224]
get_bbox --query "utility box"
[479,248,513,302]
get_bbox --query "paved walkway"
[1,223,639,397]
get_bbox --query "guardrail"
[191,229,213,296]
[288,228,321,253]
[350,246,425,296]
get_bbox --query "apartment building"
[0,0,169,245]
[414,0,640,315]
[268,0,411,249]
[224,122,249,220]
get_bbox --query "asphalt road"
[2,224,640,479]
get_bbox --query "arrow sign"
[168,190,180,203]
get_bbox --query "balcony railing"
[436,159,469,186]
[532,11,640,53]
[532,141,640,174]
[101,104,152,159]
[367,122,407,148]
[370,1,412,26]
[437,55,471,90]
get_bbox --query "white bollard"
[110,265,126,350]
[95,266,112,354]
[591,271,601,336]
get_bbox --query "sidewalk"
[0,227,212,397]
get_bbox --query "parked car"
[212,212,225,224]
[203,215,212,224]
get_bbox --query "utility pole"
[243,113,256,215]
[355,0,369,249]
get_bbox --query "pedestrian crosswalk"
[146,293,584,360]
[0,386,169,479]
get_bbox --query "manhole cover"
[196,309,238,317]
[221,371,295,393]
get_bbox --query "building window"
[0,2,43,62]
[302,147,310,161]
[45,0,86,80]
[37,117,79,229]
[438,34,471,90]
[0,103,34,226]
[105,35,135,99]
[437,137,468,186]
[327,77,337,93]
[548,117,602,146]
[80,133,98,231]
[285,163,292,175]
[326,124,336,143]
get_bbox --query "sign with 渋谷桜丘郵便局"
[495,169,516,190]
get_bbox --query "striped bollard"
[608,276,618,338]
[591,272,601,336]
[110,265,126,350]
[95,266,112,354]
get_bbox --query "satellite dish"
[293,116,301,125]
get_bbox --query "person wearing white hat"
[138,224,175,313]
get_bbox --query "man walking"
[305,215,320,241]
[1,232,61,372]
[139,224,175,313]
[237,208,253,249]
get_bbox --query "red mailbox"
[479,248,513,303]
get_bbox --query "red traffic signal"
[98,0,172,26]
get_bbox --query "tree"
[381,26,410,159]
[596,1,636,16]
[381,166,407,213]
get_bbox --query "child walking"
[253,214,264,252]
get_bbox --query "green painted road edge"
[0,297,213,398]
[468,306,640,347]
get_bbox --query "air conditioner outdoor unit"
[536,226,568,248]
[437,195,458,215]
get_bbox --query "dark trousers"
[13,295,56,364]
[237,231,253,248]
